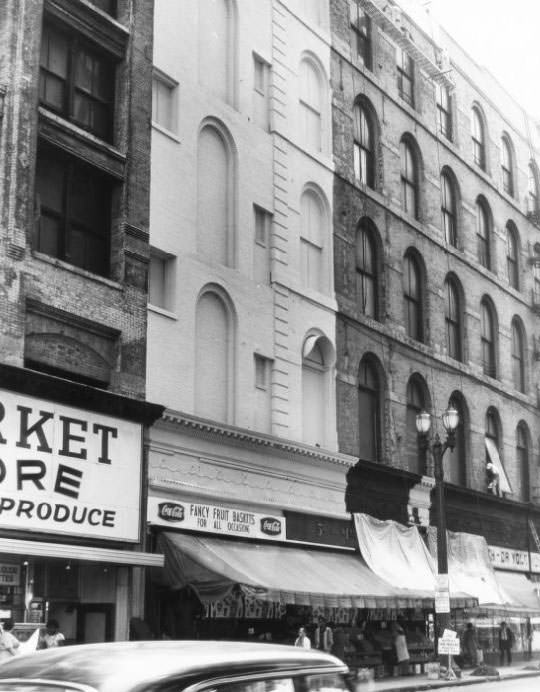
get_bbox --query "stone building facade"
[0,0,162,643]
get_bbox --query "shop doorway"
[76,604,114,643]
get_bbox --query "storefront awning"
[158,532,447,609]
[493,571,540,612]
[0,537,164,567]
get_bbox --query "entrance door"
[77,604,114,643]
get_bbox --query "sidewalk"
[356,662,540,692]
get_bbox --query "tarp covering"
[426,528,511,605]
[353,514,476,608]
[158,532,445,609]
[492,571,540,612]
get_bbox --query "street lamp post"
[416,406,459,662]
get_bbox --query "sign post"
[438,630,459,680]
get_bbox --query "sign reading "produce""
[0,389,142,542]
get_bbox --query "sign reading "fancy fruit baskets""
[0,389,142,542]
[147,496,285,541]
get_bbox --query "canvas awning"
[158,532,449,609]
[492,571,540,612]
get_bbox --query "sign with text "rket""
[0,389,142,542]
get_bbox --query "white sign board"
[438,638,460,655]
[0,389,142,542]
[435,591,450,613]
[148,496,286,541]
[530,553,540,574]
[488,545,530,572]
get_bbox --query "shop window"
[355,219,379,319]
[34,146,112,277]
[506,222,520,290]
[350,2,372,70]
[358,356,381,462]
[40,22,115,142]
[152,70,178,134]
[353,102,375,188]
[441,171,457,247]
[149,249,176,312]
[396,46,414,107]
[511,317,525,393]
[471,106,486,170]
[436,85,452,140]
[480,298,497,378]
[403,251,423,342]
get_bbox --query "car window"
[209,679,294,692]
[301,674,349,692]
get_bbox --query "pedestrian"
[321,621,334,653]
[294,627,311,649]
[0,620,20,663]
[498,621,514,666]
[331,623,346,661]
[392,622,410,675]
[461,622,479,667]
[40,619,65,649]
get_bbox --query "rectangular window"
[34,147,112,277]
[149,249,176,311]
[300,238,322,291]
[436,85,451,139]
[300,102,322,152]
[350,3,372,70]
[253,54,270,131]
[396,46,414,107]
[254,354,272,433]
[253,205,272,284]
[40,23,115,141]
[152,69,179,133]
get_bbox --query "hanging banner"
[148,496,285,541]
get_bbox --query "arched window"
[444,394,467,486]
[533,243,540,303]
[400,138,418,218]
[403,252,423,342]
[485,407,511,496]
[516,422,530,502]
[444,276,461,361]
[299,58,323,153]
[501,135,514,196]
[506,222,519,290]
[528,163,539,215]
[197,124,233,266]
[353,103,375,188]
[300,188,327,293]
[436,85,452,140]
[441,171,457,246]
[302,335,333,447]
[476,198,491,269]
[405,376,428,475]
[356,220,378,319]
[195,290,234,422]
[358,356,381,462]
[480,298,496,378]
[511,317,525,393]
[471,107,486,170]
[198,0,236,104]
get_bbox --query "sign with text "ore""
[0,389,142,542]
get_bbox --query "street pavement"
[355,661,540,692]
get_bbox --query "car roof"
[0,641,348,692]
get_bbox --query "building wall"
[331,0,540,507]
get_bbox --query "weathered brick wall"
[331,0,540,502]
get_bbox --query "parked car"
[0,640,350,692]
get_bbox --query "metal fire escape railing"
[358,0,455,91]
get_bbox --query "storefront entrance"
[76,603,114,643]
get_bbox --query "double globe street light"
[415,406,460,658]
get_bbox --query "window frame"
[353,103,375,188]
[403,253,423,342]
[152,68,179,135]
[516,423,530,503]
[400,139,418,218]
[441,172,457,246]
[444,278,461,362]
[501,135,514,196]
[471,107,486,170]
[506,223,519,290]
[480,299,496,378]
[436,85,452,139]
[528,163,539,215]
[358,357,381,462]
[511,318,525,394]
[396,46,414,107]
[350,3,372,70]
[39,21,116,142]
[356,222,378,319]
[476,199,491,270]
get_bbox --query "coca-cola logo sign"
[260,517,282,536]
[157,502,185,522]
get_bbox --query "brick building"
[334,0,540,602]
[0,0,162,643]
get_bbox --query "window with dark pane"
[481,300,496,378]
[35,147,112,277]
[358,358,380,462]
[39,23,115,141]
[506,223,519,290]
[511,319,525,393]
[528,163,539,215]
[88,0,117,16]
[436,85,451,139]
[400,139,417,218]
[406,378,425,475]
[356,223,377,318]
[350,2,372,70]
[353,104,374,188]
[441,173,456,246]
[403,253,422,342]
[445,396,466,486]
[471,107,485,169]
[396,46,414,106]
[516,423,530,502]
[476,200,490,269]
[445,278,461,361]
[501,136,514,196]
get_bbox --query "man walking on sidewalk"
[498,621,515,666]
